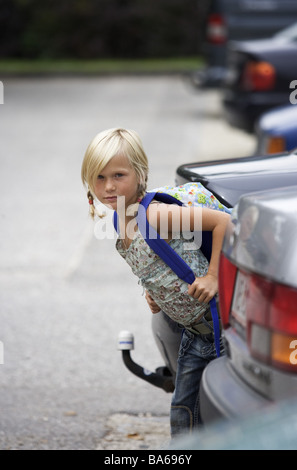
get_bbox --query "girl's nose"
[105,178,115,192]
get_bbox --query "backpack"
[114,182,232,357]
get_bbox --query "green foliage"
[0,0,208,59]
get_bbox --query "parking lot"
[0,75,256,450]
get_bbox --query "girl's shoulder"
[146,200,184,219]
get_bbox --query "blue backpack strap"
[113,211,119,234]
[210,298,221,358]
[137,192,195,285]
[137,192,221,357]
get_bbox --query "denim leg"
[170,329,219,438]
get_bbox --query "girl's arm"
[145,291,161,314]
[147,203,230,303]
[187,207,229,303]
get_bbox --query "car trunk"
[219,186,297,401]
[175,150,297,207]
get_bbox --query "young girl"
[81,128,230,437]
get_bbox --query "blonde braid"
[137,173,148,201]
[87,190,106,219]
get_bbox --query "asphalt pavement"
[0,75,255,450]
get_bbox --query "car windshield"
[274,22,297,42]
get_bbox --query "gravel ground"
[96,413,170,450]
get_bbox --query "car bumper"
[223,91,289,132]
[200,355,269,424]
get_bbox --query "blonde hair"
[81,128,149,218]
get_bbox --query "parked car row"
[223,22,297,133]
[194,0,297,88]
[196,5,297,154]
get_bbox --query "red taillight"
[218,252,237,328]
[241,61,276,91]
[230,269,297,373]
[207,13,227,45]
[269,284,297,335]
[270,285,297,372]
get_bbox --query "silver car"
[200,184,297,422]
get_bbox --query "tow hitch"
[117,331,174,393]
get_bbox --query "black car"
[223,22,297,132]
[194,0,297,88]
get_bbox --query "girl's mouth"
[104,196,117,203]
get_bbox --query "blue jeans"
[170,328,224,438]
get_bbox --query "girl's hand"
[145,291,161,314]
[188,273,218,304]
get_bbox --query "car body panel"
[201,326,297,424]
[199,355,268,423]
[224,186,297,288]
[200,184,297,423]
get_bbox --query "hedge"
[0,0,210,59]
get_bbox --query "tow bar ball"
[117,330,134,351]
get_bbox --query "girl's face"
[94,153,139,211]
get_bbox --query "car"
[193,0,297,88]
[255,104,297,155]
[222,22,297,132]
[175,149,297,207]
[200,183,297,423]
[176,150,297,425]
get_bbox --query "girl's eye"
[97,175,104,180]
[115,173,123,178]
